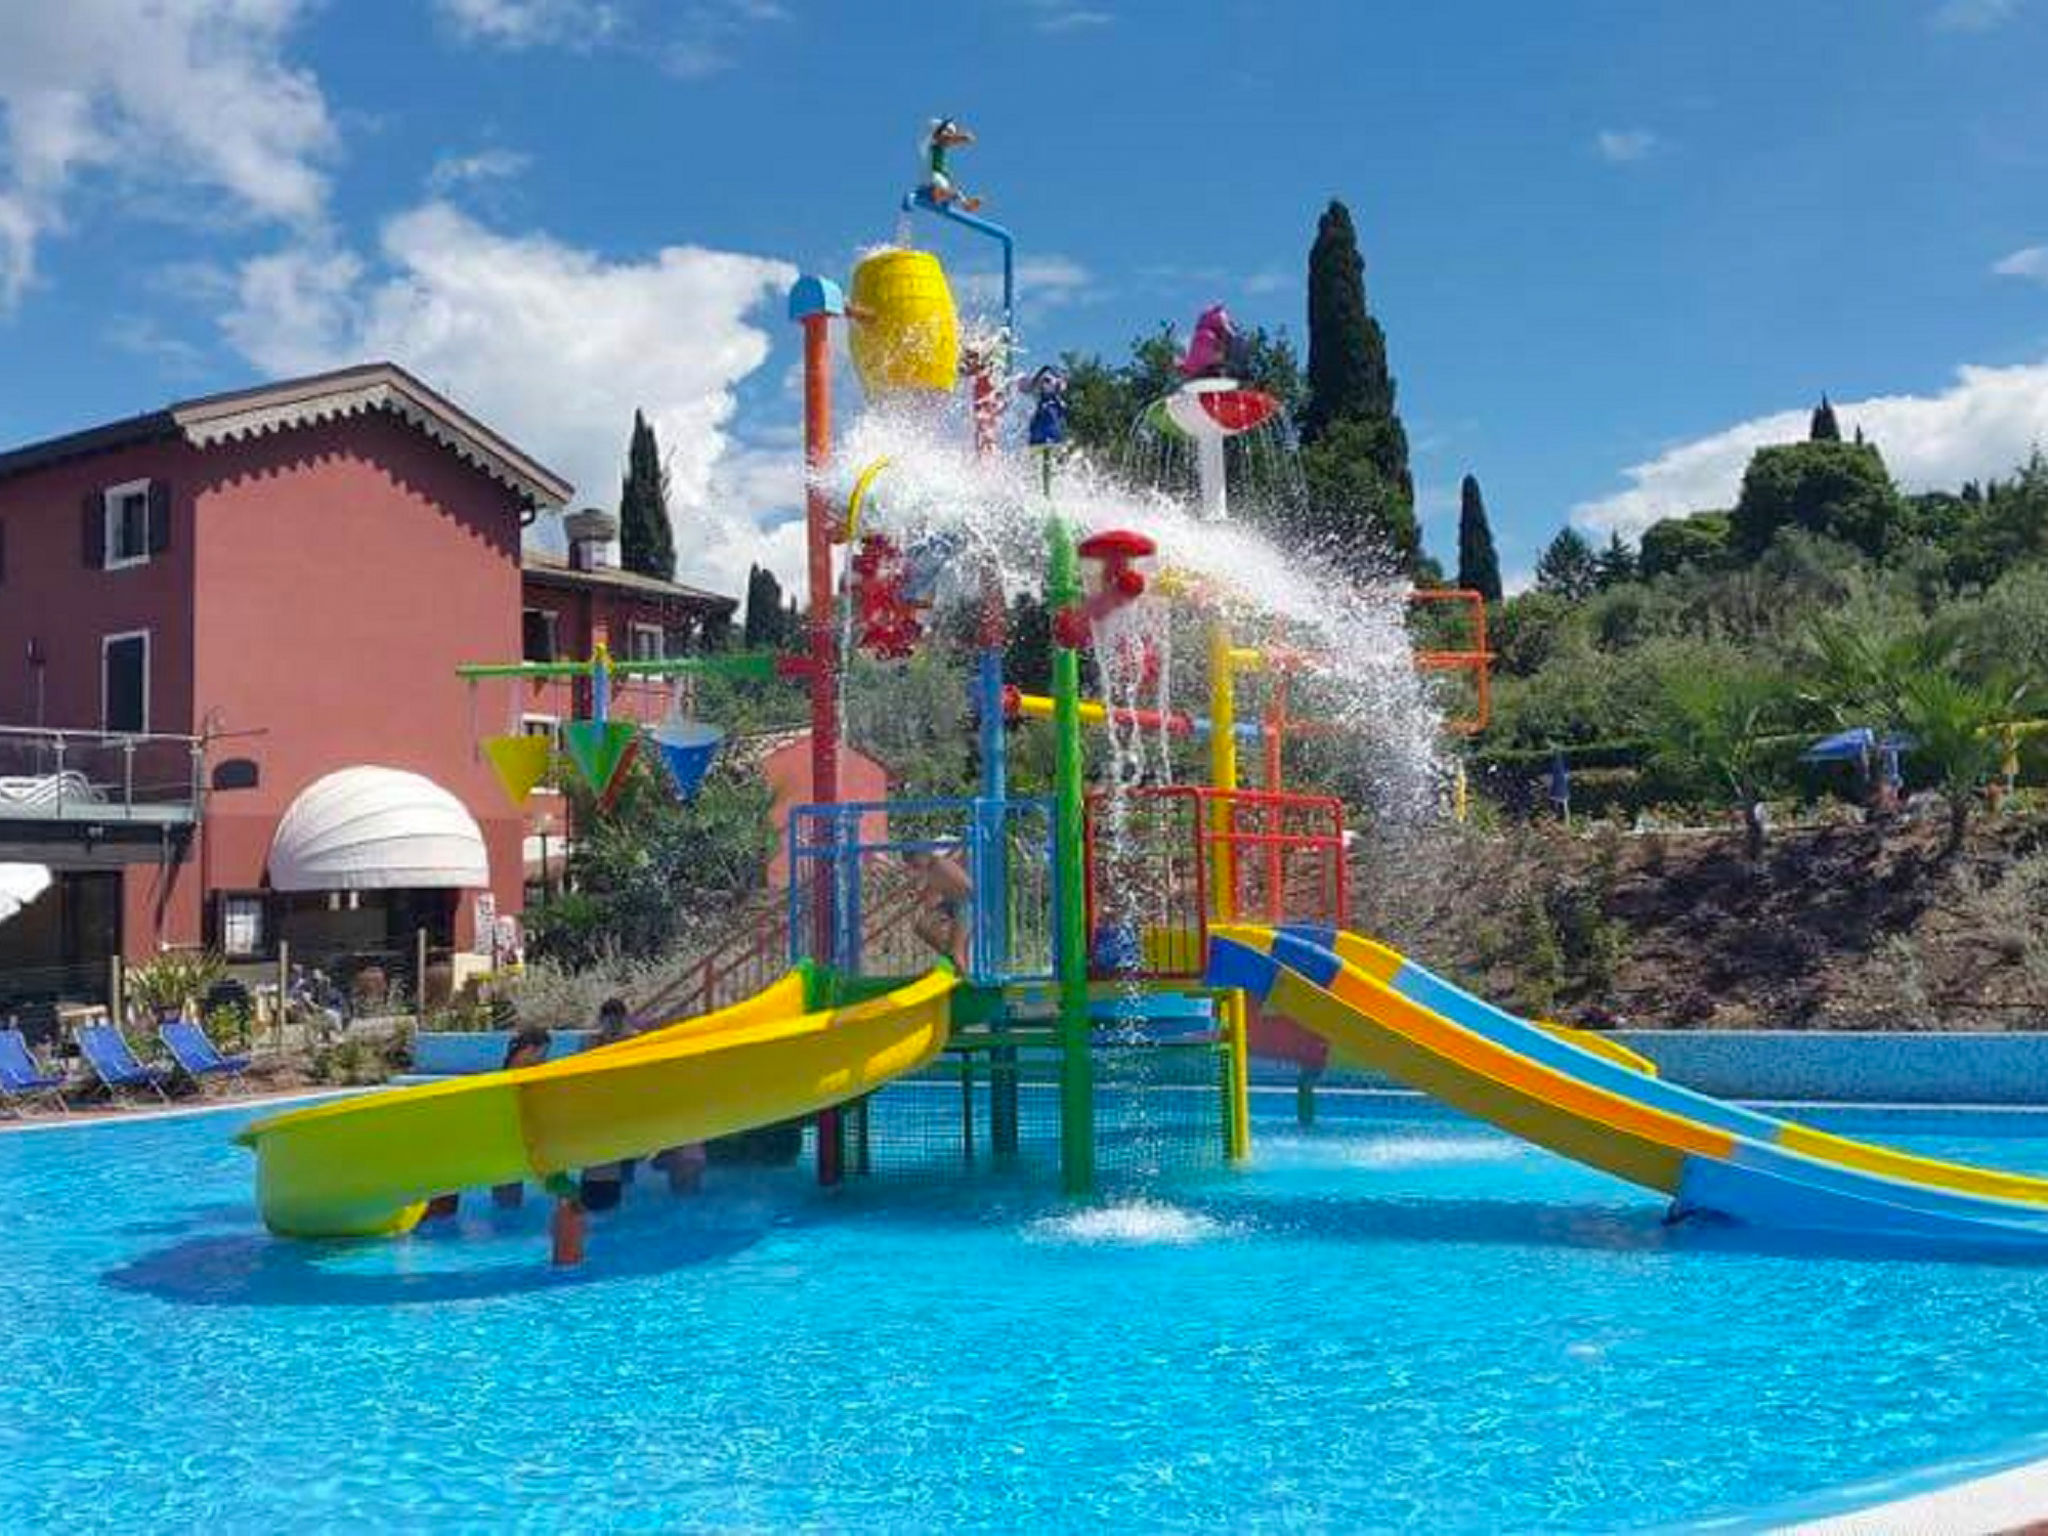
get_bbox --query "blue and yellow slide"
[1209,924,2048,1247]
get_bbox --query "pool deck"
[0,1085,364,1133]
[1786,1455,2048,1534]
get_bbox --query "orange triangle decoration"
[483,734,553,809]
[562,720,639,798]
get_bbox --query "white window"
[522,714,562,793]
[103,479,152,570]
[629,622,664,662]
[221,895,266,957]
[101,630,149,734]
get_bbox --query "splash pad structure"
[234,124,2048,1263]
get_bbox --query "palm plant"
[1894,669,2030,854]
[1648,668,1787,860]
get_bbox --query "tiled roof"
[520,552,735,610]
[0,361,572,509]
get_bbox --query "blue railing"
[786,796,1056,986]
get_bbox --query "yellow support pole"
[1207,615,1253,1161]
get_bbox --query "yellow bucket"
[848,248,959,396]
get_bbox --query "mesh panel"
[846,1038,1230,1187]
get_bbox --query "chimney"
[563,507,619,573]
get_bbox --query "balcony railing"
[0,726,206,825]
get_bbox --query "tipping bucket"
[848,248,959,396]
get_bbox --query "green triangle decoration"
[561,720,639,797]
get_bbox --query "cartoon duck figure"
[923,118,983,213]
[1023,365,1069,447]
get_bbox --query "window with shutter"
[102,631,149,733]
[100,479,153,570]
[522,607,558,662]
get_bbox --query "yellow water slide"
[1209,924,2048,1247]
[237,970,955,1239]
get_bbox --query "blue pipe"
[902,190,1015,348]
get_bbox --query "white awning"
[0,863,50,926]
[269,767,489,891]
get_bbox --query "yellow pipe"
[1206,615,1252,1159]
[843,455,894,544]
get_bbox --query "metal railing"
[786,797,1059,986]
[0,726,206,823]
[1085,786,1348,980]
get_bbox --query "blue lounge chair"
[0,1028,68,1114]
[159,1017,250,1085]
[76,1021,174,1103]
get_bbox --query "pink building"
[0,363,734,1021]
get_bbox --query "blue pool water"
[8,1092,2048,1532]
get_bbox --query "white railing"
[0,726,205,823]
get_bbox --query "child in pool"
[490,1026,552,1210]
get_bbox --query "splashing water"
[1027,1200,1230,1247]
[825,405,1448,832]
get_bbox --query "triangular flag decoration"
[653,719,725,802]
[561,720,639,799]
[482,734,553,809]
[594,734,640,815]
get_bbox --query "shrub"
[126,950,227,1018]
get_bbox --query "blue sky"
[3,0,2047,592]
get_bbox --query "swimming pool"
[7,1091,2048,1532]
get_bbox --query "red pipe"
[801,309,842,1187]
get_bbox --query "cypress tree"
[619,410,677,581]
[1534,526,1600,601]
[1298,198,1421,574]
[1809,394,1841,443]
[742,564,784,649]
[1455,473,1503,600]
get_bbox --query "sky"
[2,1,2047,596]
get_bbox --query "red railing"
[1408,588,1493,735]
[1084,786,1347,980]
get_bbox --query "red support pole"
[801,308,844,1187]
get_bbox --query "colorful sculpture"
[921,117,982,212]
[1023,365,1069,447]
[1179,303,1249,379]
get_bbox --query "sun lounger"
[0,1028,68,1114]
[76,1021,174,1103]
[159,1018,250,1085]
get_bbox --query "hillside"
[1354,807,2048,1031]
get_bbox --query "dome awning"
[269,767,489,891]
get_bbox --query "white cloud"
[433,0,621,49]
[1595,128,1660,164]
[426,148,532,194]
[0,0,334,307]
[435,0,783,78]
[1930,0,2023,30]
[221,204,798,595]
[1574,357,2048,537]
[1030,3,1114,31]
[958,252,1099,322]
[1994,245,2048,285]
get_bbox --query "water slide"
[1208,924,2048,1247]
[237,969,955,1239]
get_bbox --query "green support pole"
[1048,515,1094,1197]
